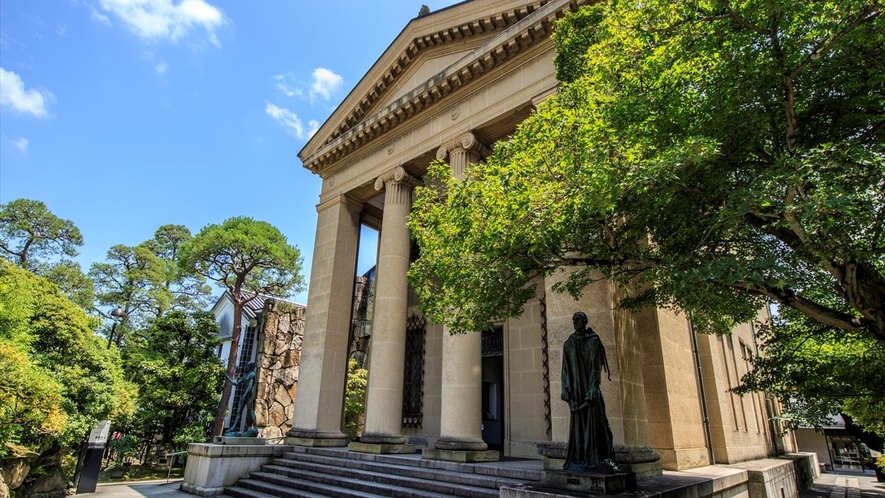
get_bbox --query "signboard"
[87,420,111,445]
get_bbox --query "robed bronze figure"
[561,311,619,473]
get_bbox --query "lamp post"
[106,306,126,349]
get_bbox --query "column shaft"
[288,195,361,446]
[434,133,489,453]
[360,168,417,445]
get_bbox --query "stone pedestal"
[180,443,289,497]
[542,470,636,495]
[613,445,663,479]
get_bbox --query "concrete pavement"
[82,471,885,498]
[91,479,191,498]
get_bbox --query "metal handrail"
[164,450,189,483]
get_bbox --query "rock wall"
[254,300,305,439]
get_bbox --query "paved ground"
[801,471,885,498]
[92,479,190,498]
[88,471,885,498]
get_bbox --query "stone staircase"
[222,446,543,498]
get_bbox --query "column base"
[349,441,416,454]
[422,449,500,463]
[359,433,406,445]
[434,437,488,451]
[614,445,662,478]
[285,428,347,447]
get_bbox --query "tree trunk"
[211,296,243,437]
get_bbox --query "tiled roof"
[235,291,300,319]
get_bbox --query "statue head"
[572,311,588,331]
[246,361,256,372]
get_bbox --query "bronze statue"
[224,361,257,436]
[561,311,619,473]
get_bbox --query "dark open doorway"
[481,326,504,451]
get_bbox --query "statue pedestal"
[180,442,288,496]
[542,469,636,495]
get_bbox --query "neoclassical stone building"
[287,0,796,474]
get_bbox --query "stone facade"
[255,300,305,439]
[287,0,796,474]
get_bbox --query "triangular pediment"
[299,0,592,174]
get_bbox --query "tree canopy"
[409,0,884,338]
[123,310,224,449]
[0,198,83,271]
[0,260,135,462]
[408,1,884,434]
[179,216,303,436]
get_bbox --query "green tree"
[408,2,883,432]
[125,311,224,450]
[41,259,95,310]
[140,224,212,318]
[343,359,368,440]
[0,198,83,270]
[0,260,135,490]
[179,217,303,436]
[90,244,163,345]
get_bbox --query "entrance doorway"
[481,326,505,450]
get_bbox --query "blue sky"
[1,0,455,304]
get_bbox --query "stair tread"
[269,463,510,494]
[275,452,539,484]
[251,471,467,498]
[240,477,377,498]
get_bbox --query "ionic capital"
[374,166,420,191]
[435,132,490,161]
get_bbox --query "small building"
[794,415,879,472]
[211,291,306,439]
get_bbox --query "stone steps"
[223,446,542,498]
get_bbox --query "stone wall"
[255,300,305,439]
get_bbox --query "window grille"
[402,314,426,429]
[481,327,504,357]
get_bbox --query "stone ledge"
[284,436,348,447]
[422,449,500,463]
[211,436,265,445]
[543,470,637,495]
[179,482,224,497]
[186,443,287,458]
[349,442,416,454]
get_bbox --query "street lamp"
[106,306,126,349]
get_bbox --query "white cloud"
[273,74,303,99]
[0,67,53,118]
[273,68,343,103]
[266,103,315,140]
[310,68,342,100]
[91,10,111,24]
[155,61,168,74]
[98,0,226,46]
[2,135,29,153]
[308,120,319,138]
[56,23,68,36]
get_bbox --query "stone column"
[424,133,498,463]
[353,167,420,453]
[287,194,361,447]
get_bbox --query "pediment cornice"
[300,0,591,175]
